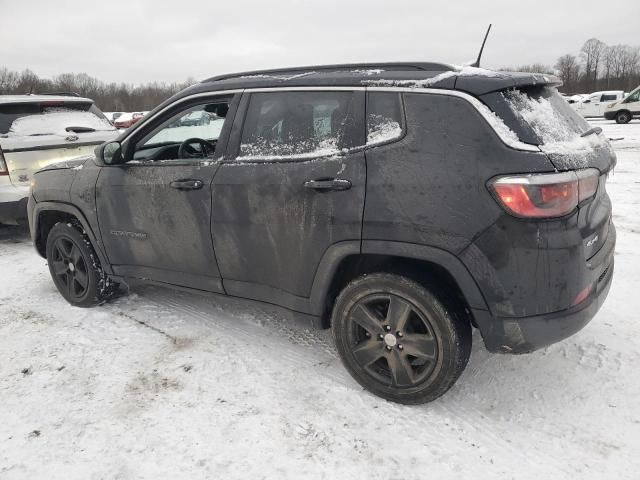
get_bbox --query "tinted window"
[601,94,617,102]
[495,86,590,145]
[239,91,354,158]
[367,92,404,145]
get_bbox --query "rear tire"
[615,111,631,124]
[331,273,471,404]
[45,222,118,307]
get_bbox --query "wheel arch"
[31,201,112,274]
[310,240,490,327]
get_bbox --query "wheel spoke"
[387,350,414,386]
[402,333,436,359]
[66,272,74,296]
[70,245,82,264]
[386,295,412,331]
[350,303,382,335]
[57,238,73,257]
[352,339,384,367]
[52,260,67,276]
[74,268,88,290]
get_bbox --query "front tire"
[615,111,631,124]
[46,222,117,307]
[331,273,471,404]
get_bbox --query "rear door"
[211,89,365,304]
[95,94,239,292]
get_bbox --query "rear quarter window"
[366,92,404,145]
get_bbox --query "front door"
[95,94,239,292]
[212,90,366,304]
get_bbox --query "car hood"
[36,154,94,173]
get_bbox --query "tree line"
[2,38,640,111]
[0,67,193,112]
[507,38,640,94]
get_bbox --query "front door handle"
[170,179,203,190]
[303,178,352,191]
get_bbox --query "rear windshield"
[483,86,593,148]
[0,102,114,136]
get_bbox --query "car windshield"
[0,102,114,136]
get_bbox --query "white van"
[572,90,626,118]
[604,86,640,124]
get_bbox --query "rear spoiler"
[455,72,563,96]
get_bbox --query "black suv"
[27,63,616,404]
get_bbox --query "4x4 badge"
[586,235,599,247]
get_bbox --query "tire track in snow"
[107,286,572,476]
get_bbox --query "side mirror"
[96,141,122,165]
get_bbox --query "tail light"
[0,146,8,176]
[489,168,600,218]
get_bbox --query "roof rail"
[203,62,456,83]
[33,92,82,97]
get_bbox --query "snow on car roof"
[0,94,94,104]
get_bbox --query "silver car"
[0,94,118,224]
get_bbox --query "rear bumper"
[474,224,616,354]
[0,197,28,224]
[0,181,29,224]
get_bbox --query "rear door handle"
[170,179,203,190]
[303,178,352,191]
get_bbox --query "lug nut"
[398,344,404,350]
[385,346,392,351]
[378,334,384,340]
[397,332,403,338]
[385,325,391,331]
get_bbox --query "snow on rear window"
[502,87,613,164]
[9,108,114,137]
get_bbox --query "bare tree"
[580,38,606,90]
[555,54,582,92]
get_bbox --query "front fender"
[28,200,112,275]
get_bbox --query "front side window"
[132,101,230,162]
[366,92,404,145]
[239,91,354,159]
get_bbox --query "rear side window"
[366,92,404,145]
[239,91,354,159]
[601,94,617,102]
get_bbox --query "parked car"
[113,112,145,129]
[571,90,626,117]
[104,112,125,123]
[27,63,615,404]
[0,94,117,224]
[604,86,640,124]
[562,93,587,104]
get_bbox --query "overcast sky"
[1,0,638,84]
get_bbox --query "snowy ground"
[1,120,639,479]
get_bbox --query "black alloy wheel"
[45,222,117,307]
[332,273,471,404]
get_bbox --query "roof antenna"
[471,24,492,68]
